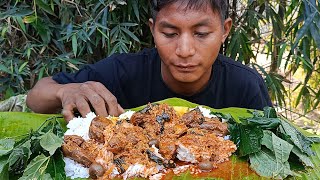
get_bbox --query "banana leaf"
[0,98,319,180]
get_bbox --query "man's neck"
[161,64,212,96]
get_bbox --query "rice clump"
[64,112,97,179]
[64,157,90,179]
[64,112,96,140]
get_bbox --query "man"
[27,0,272,121]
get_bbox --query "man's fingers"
[118,104,125,114]
[87,94,108,117]
[75,97,91,117]
[62,103,76,121]
[89,82,119,116]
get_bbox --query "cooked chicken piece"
[163,122,188,137]
[189,117,228,137]
[62,135,97,167]
[105,122,148,154]
[179,108,204,127]
[95,146,114,170]
[159,134,178,160]
[176,131,236,164]
[130,104,179,135]
[89,116,113,143]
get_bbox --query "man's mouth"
[175,64,197,72]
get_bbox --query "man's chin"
[173,75,199,84]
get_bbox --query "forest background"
[0,0,319,134]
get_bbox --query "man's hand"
[57,81,124,121]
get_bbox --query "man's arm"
[26,77,124,121]
[26,77,63,114]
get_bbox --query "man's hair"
[150,0,228,23]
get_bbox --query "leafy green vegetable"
[291,146,314,167]
[0,139,15,156]
[280,119,318,156]
[46,149,66,179]
[229,123,263,157]
[8,140,31,174]
[40,132,63,155]
[261,130,293,162]
[247,117,280,129]
[18,154,51,180]
[228,106,319,179]
[249,148,295,179]
[263,106,277,118]
[0,156,9,180]
[0,117,65,179]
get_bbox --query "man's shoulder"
[216,54,263,81]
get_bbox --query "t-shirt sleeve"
[52,65,98,84]
[52,54,121,94]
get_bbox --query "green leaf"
[0,8,33,19]
[229,123,263,157]
[261,131,273,150]
[23,15,37,23]
[1,26,7,37]
[293,11,316,49]
[0,113,64,140]
[0,156,9,180]
[46,150,66,179]
[35,0,56,16]
[249,148,294,179]
[0,64,11,74]
[72,34,77,57]
[261,130,293,163]
[120,27,140,43]
[292,146,314,167]
[8,140,31,174]
[280,119,315,156]
[247,117,280,129]
[32,20,51,44]
[18,62,28,73]
[120,23,138,27]
[0,139,15,156]
[18,154,50,180]
[272,132,293,163]
[15,17,26,33]
[263,107,277,118]
[132,0,140,21]
[38,66,45,80]
[40,132,63,155]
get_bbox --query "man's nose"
[175,34,196,57]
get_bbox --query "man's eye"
[195,32,209,38]
[163,32,177,38]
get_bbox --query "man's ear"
[149,18,154,36]
[222,17,232,43]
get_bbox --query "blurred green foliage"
[0,0,319,119]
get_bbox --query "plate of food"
[0,98,319,180]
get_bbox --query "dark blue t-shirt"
[53,48,272,110]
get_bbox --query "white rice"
[119,110,135,120]
[64,112,96,140]
[197,106,217,118]
[197,106,228,123]
[64,157,90,179]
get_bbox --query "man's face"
[149,2,231,94]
